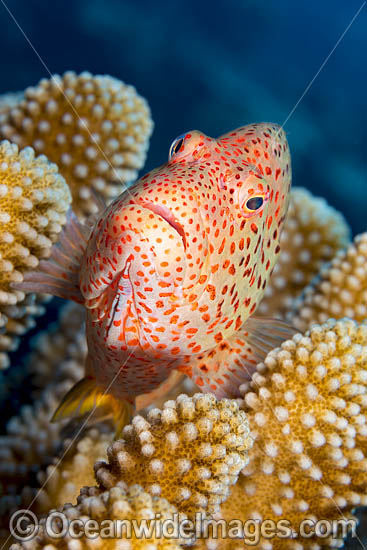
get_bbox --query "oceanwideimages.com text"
[10,509,358,545]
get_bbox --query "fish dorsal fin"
[176,317,297,399]
[12,209,93,304]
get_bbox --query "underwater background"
[0,0,365,232]
[0,2,366,548]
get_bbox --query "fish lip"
[140,201,187,250]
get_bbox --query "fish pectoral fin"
[242,315,298,360]
[176,318,297,400]
[11,208,91,304]
[52,377,135,439]
[136,370,185,411]
[176,337,259,399]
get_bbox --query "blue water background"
[0,0,365,232]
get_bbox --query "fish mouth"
[141,202,187,250]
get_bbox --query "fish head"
[128,123,291,330]
[80,123,291,356]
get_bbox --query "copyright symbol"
[9,510,39,541]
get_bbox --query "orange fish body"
[17,123,292,433]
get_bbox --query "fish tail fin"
[11,209,92,304]
[177,317,297,399]
[52,377,135,439]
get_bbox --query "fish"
[15,122,293,435]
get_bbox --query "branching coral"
[0,92,23,115]
[37,427,113,513]
[290,233,367,332]
[0,302,85,424]
[208,318,367,550]
[11,482,187,550]
[0,140,71,305]
[95,393,252,518]
[0,379,80,494]
[0,139,71,367]
[0,302,86,535]
[0,71,153,217]
[0,293,51,369]
[0,381,74,544]
[0,303,85,484]
[0,419,112,541]
[258,187,351,318]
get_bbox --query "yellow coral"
[95,393,252,518]
[258,187,351,318]
[0,140,71,366]
[213,318,367,549]
[0,71,153,217]
[0,293,51,369]
[0,92,23,115]
[38,427,113,512]
[11,483,187,550]
[0,140,71,305]
[0,303,86,531]
[290,233,367,332]
[0,379,79,493]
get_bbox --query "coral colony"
[0,71,366,550]
[0,72,153,218]
[0,142,71,368]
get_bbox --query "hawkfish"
[16,122,293,435]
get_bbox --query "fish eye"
[245,196,264,211]
[169,133,186,160]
